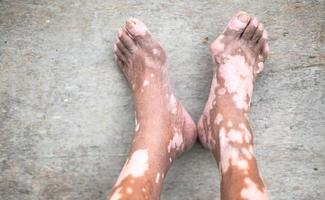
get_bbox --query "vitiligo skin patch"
[197,11,269,200]
[110,10,269,200]
[110,18,197,200]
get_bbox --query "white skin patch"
[217,87,226,95]
[228,129,244,143]
[219,55,253,110]
[169,94,177,114]
[110,187,122,200]
[239,123,252,143]
[126,187,133,194]
[150,73,155,78]
[135,123,140,132]
[206,73,218,110]
[134,116,140,132]
[143,80,150,87]
[240,178,268,200]
[237,159,249,170]
[115,149,149,186]
[155,173,160,184]
[167,133,183,152]
[256,62,264,74]
[219,128,253,173]
[219,127,234,173]
[227,121,233,127]
[153,48,159,55]
[242,148,253,159]
[214,113,223,125]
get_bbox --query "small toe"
[116,39,131,58]
[257,31,269,61]
[114,44,128,64]
[118,28,137,53]
[223,11,251,38]
[261,42,269,61]
[252,23,264,43]
[241,17,258,40]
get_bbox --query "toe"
[118,28,137,53]
[241,17,258,40]
[257,31,269,61]
[125,18,151,46]
[223,11,251,38]
[114,44,128,64]
[251,23,264,43]
[116,39,131,58]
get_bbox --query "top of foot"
[114,18,167,91]
[211,11,269,76]
[198,11,269,150]
[113,18,197,159]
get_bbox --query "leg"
[198,11,269,200]
[109,18,197,200]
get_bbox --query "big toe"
[223,11,251,38]
[125,18,151,45]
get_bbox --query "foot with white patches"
[110,18,197,200]
[197,11,269,200]
[198,11,269,151]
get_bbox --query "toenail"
[114,44,117,51]
[238,13,250,23]
[126,19,136,29]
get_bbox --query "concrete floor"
[0,0,324,199]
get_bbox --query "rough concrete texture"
[0,0,324,199]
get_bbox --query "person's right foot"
[197,11,269,153]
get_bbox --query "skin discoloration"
[126,187,133,194]
[110,187,122,200]
[111,17,197,200]
[155,173,160,184]
[240,178,268,200]
[218,54,253,111]
[198,11,269,200]
[143,80,150,86]
[215,113,223,125]
[115,149,149,186]
[167,132,184,152]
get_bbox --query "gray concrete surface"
[0,0,324,199]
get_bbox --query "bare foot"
[114,18,197,157]
[110,18,197,199]
[197,11,269,152]
[197,11,270,200]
